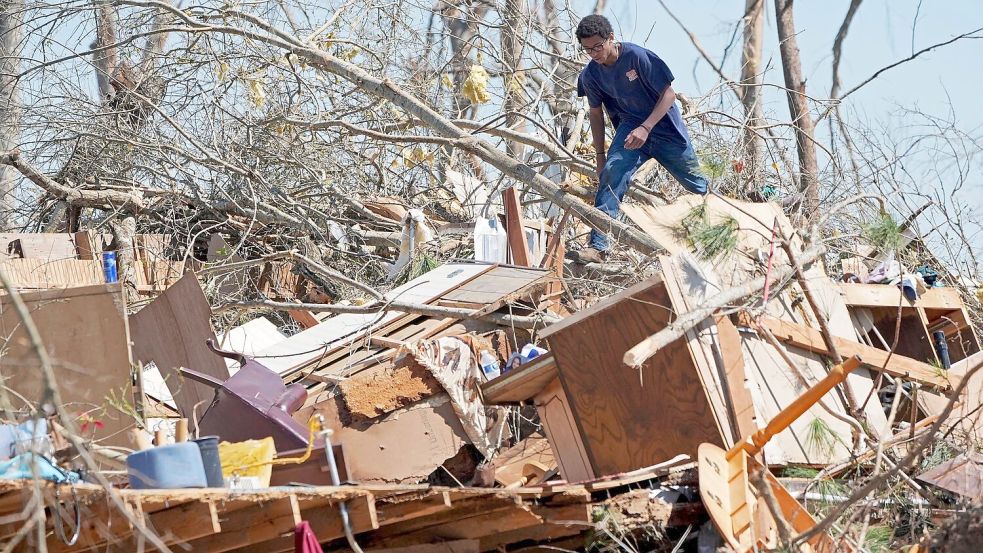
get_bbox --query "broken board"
[0,283,138,449]
[129,272,229,419]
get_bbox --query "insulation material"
[409,337,504,458]
[339,355,443,422]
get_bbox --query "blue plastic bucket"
[193,436,224,487]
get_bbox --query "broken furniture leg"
[699,355,862,552]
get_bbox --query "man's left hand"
[624,126,650,150]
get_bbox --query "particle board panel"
[258,262,493,375]
[129,272,229,419]
[622,195,798,289]
[541,275,726,477]
[860,306,939,366]
[0,284,137,449]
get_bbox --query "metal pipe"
[321,428,365,553]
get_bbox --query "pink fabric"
[295,521,325,553]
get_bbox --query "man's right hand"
[595,152,606,178]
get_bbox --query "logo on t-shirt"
[626,69,638,82]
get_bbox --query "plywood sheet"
[0,259,104,289]
[257,263,493,375]
[0,233,79,259]
[129,272,228,418]
[659,254,740,446]
[0,284,137,448]
[622,195,797,288]
[541,276,725,476]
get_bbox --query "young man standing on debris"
[571,15,708,264]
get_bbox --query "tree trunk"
[92,0,119,101]
[740,0,765,173]
[0,0,23,230]
[774,0,820,216]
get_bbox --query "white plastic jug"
[473,217,507,263]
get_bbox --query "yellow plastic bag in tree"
[462,65,491,104]
[219,437,275,487]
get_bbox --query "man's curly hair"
[576,15,614,40]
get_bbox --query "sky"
[599,1,983,132]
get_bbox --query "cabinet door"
[535,377,594,482]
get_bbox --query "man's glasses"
[581,39,610,55]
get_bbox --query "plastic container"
[102,251,118,283]
[193,436,225,487]
[473,217,507,263]
[127,442,208,489]
[479,350,501,380]
[218,437,275,488]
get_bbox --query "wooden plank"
[541,276,725,477]
[288,308,320,329]
[182,496,300,553]
[74,230,98,260]
[0,284,137,450]
[714,314,758,439]
[502,187,532,266]
[228,494,378,553]
[754,314,950,388]
[0,258,104,288]
[478,503,591,551]
[376,491,451,525]
[129,272,230,418]
[480,353,557,404]
[838,283,965,310]
[105,499,222,551]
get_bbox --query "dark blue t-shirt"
[577,42,689,145]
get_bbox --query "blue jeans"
[589,125,708,251]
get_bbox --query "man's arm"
[624,84,676,150]
[589,106,607,175]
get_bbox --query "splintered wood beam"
[751,314,950,389]
[502,187,532,266]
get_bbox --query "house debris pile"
[0,194,981,552]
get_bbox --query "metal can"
[102,251,118,283]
